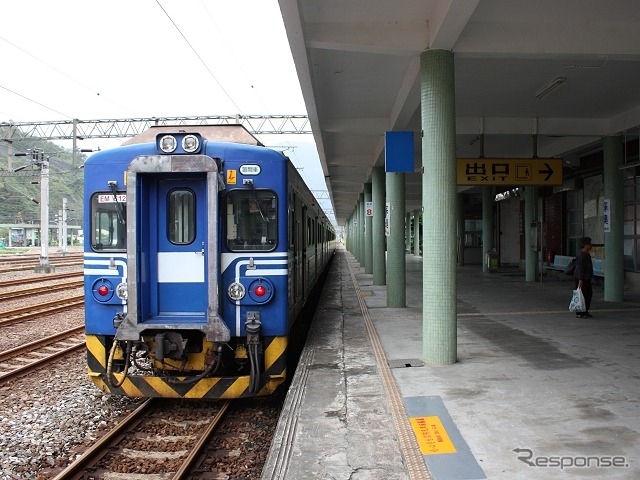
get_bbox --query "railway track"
[0,325,85,385]
[0,280,84,301]
[53,399,232,480]
[0,295,85,327]
[0,260,84,274]
[0,254,84,273]
[0,271,82,288]
[0,253,84,264]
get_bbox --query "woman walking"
[574,236,594,318]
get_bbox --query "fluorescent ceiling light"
[534,77,566,100]
[619,160,640,170]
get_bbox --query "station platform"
[262,247,640,480]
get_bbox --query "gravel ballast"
[0,257,144,479]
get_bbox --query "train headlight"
[182,134,200,153]
[228,282,246,301]
[116,282,128,301]
[159,135,177,153]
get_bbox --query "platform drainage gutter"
[388,358,425,368]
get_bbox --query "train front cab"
[85,135,289,399]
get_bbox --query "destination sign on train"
[457,158,563,186]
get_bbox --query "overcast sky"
[0,0,334,221]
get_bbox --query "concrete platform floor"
[359,252,640,479]
[263,248,639,479]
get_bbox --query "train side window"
[226,189,277,251]
[90,193,126,252]
[168,189,196,245]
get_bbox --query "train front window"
[226,190,277,251]
[168,189,196,245]
[90,192,126,252]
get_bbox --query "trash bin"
[485,251,499,272]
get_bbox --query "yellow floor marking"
[410,416,457,455]
[346,251,432,479]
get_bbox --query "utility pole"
[32,149,54,273]
[61,197,68,255]
[71,118,78,165]
[14,149,53,271]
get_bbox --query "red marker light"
[254,285,266,297]
[97,285,109,296]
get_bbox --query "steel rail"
[0,325,84,362]
[0,295,84,327]
[0,281,83,301]
[0,254,83,263]
[0,261,83,274]
[173,401,231,479]
[52,399,156,480]
[0,272,81,288]
[52,399,231,480]
[0,334,85,385]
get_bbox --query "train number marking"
[98,194,127,203]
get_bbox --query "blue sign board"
[385,131,414,173]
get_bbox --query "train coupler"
[245,311,262,344]
[245,312,263,394]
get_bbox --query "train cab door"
[144,176,208,323]
[117,152,227,344]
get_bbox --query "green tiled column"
[414,210,421,256]
[525,186,536,282]
[364,183,373,274]
[387,172,406,307]
[347,213,353,253]
[603,136,624,301]
[482,186,494,272]
[359,193,365,265]
[457,193,465,266]
[421,49,457,365]
[354,197,362,263]
[372,167,387,285]
[406,212,412,252]
[345,214,350,252]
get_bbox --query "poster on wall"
[583,176,604,244]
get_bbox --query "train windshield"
[226,190,277,251]
[90,192,126,252]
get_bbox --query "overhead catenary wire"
[0,85,72,120]
[0,35,131,117]
[199,0,271,115]
[155,0,244,116]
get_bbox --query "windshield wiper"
[249,184,268,224]
[108,181,126,225]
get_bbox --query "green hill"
[0,137,85,226]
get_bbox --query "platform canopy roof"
[278,0,640,225]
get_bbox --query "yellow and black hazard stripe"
[86,335,288,399]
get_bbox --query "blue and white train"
[83,125,335,399]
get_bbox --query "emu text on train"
[457,158,563,186]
